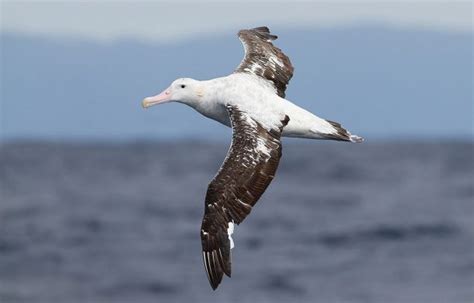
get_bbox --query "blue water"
[1,141,473,303]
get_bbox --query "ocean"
[1,141,473,303]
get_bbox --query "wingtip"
[202,245,231,290]
[210,282,219,291]
[240,26,277,41]
[254,26,270,33]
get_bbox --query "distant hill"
[1,26,472,141]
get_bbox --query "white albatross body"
[141,26,363,290]
[190,73,346,140]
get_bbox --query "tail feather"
[325,120,364,143]
[349,134,364,143]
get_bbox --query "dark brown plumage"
[200,105,289,290]
[235,26,294,98]
[323,120,353,141]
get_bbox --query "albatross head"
[142,78,202,108]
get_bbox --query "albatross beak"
[142,88,172,108]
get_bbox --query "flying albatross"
[142,26,363,290]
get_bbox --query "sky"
[1,1,472,42]
[0,1,472,141]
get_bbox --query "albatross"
[141,26,363,290]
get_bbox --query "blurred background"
[0,1,473,303]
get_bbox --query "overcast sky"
[1,1,472,42]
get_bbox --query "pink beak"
[142,87,172,108]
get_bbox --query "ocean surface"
[0,141,473,303]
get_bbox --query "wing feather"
[234,26,294,98]
[200,105,289,289]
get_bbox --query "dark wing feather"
[200,105,289,290]
[234,26,294,98]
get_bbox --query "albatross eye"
[180,84,186,89]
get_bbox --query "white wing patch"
[269,54,284,68]
[227,221,235,249]
[255,137,271,157]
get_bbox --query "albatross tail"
[324,119,364,143]
[278,99,363,142]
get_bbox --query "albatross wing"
[234,26,294,98]
[200,104,289,289]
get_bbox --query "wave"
[317,222,460,247]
